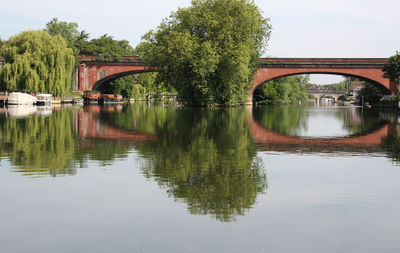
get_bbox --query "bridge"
[74,56,395,100]
[308,90,347,103]
[1,56,394,98]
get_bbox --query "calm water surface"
[0,103,399,252]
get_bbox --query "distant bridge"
[74,56,396,101]
[308,90,347,102]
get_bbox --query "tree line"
[253,75,310,104]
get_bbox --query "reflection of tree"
[98,102,172,134]
[252,105,308,136]
[0,108,136,176]
[0,111,77,176]
[135,107,267,222]
[343,109,386,136]
[75,139,133,167]
[381,126,400,164]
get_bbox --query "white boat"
[36,93,52,106]
[7,92,37,105]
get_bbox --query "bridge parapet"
[308,90,347,94]
[78,55,144,65]
[260,58,389,68]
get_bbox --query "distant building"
[353,86,363,98]
[350,81,365,95]
[308,84,319,92]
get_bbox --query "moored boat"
[99,94,124,104]
[36,93,52,106]
[72,97,84,105]
[83,91,101,104]
[7,92,37,105]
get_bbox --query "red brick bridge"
[74,56,396,98]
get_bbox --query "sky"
[1,0,399,84]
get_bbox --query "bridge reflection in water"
[73,104,397,155]
[1,104,399,221]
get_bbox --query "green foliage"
[46,18,80,48]
[102,75,135,98]
[101,72,175,99]
[254,75,309,104]
[321,81,347,91]
[131,83,147,100]
[0,30,75,97]
[136,72,174,94]
[383,51,400,84]
[45,18,88,69]
[357,83,383,104]
[81,34,135,57]
[137,0,271,106]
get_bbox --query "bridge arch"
[250,58,395,102]
[92,70,154,91]
[74,57,156,91]
[252,71,391,95]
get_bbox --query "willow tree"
[0,30,75,97]
[137,0,271,106]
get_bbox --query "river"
[0,103,399,252]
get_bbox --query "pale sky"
[1,0,399,84]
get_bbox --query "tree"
[102,75,137,98]
[253,75,309,104]
[383,51,400,85]
[45,18,80,48]
[357,83,383,104]
[137,0,271,106]
[45,18,90,69]
[81,34,135,58]
[75,30,90,54]
[0,30,75,97]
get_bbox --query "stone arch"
[75,63,156,91]
[92,70,154,91]
[250,69,393,104]
[253,71,390,93]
